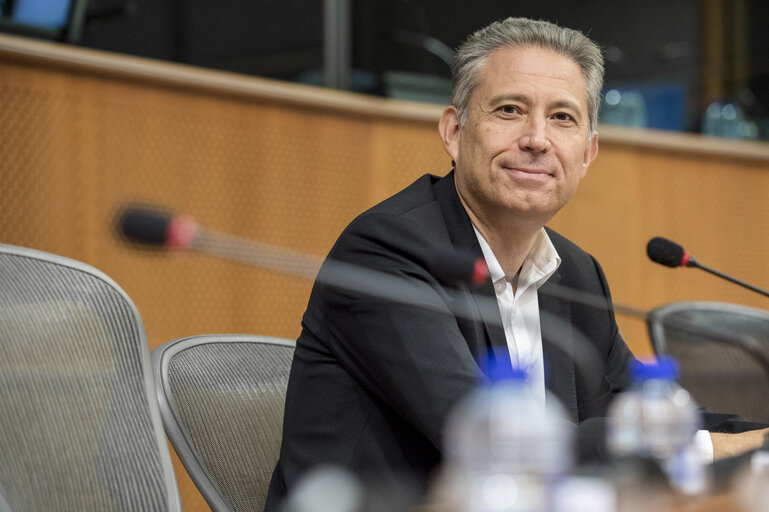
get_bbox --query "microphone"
[424,250,489,287]
[114,203,609,383]
[115,204,769,386]
[647,237,769,299]
[646,237,691,268]
[118,205,199,249]
[115,204,489,286]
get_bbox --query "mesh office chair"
[0,243,181,511]
[152,334,295,512]
[0,485,12,512]
[647,301,769,424]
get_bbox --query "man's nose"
[517,117,551,153]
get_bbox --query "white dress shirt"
[473,226,560,408]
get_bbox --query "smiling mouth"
[503,166,553,178]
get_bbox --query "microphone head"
[117,205,172,246]
[425,250,489,286]
[646,237,688,267]
[116,205,198,249]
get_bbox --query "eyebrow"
[551,100,583,114]
[488,93,529,106]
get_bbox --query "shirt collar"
[472,226,561,292]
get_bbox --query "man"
[266,17,766,509]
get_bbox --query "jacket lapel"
[538,270,578,423]
[433,173,511,373]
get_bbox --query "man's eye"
[499,105,519,115]
[554,112,575,122]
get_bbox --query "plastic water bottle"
[701,100,724,136]
[607,357,707,495]
[701,100,759,139]
[436,366,574,512]
[600,89,646,128]
[737,446,769,510]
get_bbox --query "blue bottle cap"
[632,356,679,382]
[489,365,528,383]
[481,349,528,383]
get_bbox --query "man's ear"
[581,131,599,178]
[439,106,461,163]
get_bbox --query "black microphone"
[646,237,692,268]
[647,237,769,299]
[117,205,200,249]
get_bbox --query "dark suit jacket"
[265,172,634,510]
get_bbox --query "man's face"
[440,45,599,225]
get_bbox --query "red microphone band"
[471,258,490,286]
[681,250,691,267]
[166,215,199,249]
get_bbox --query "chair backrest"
[152,334,295,512]
[0,484,12,512]
[0,243,181,511]
[647,301,769,424]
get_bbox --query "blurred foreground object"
[607,357,708,495]
[434,367,573,512]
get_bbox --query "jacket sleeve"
[304,211,486,450]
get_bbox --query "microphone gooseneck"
[111,203,624,379]
[114,204,769,383]
[647,236,769,299]
[114,204,491,286]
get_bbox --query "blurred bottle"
[607,357,708,496]
[282,466,365,512]
[737,445,769,510]
[701,100,759,139]
[282,465,412,512]
[601,89,647,128]
[435,366,574,512]
[701,101,725,137]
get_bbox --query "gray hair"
[451,17,604,136]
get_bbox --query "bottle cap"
[632,356,679,382]
[481,349,528,383]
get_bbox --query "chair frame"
[0,243,182,511]
[152,334,295,512]
[647,300,769,378]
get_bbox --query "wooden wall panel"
[3,35,769,511]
